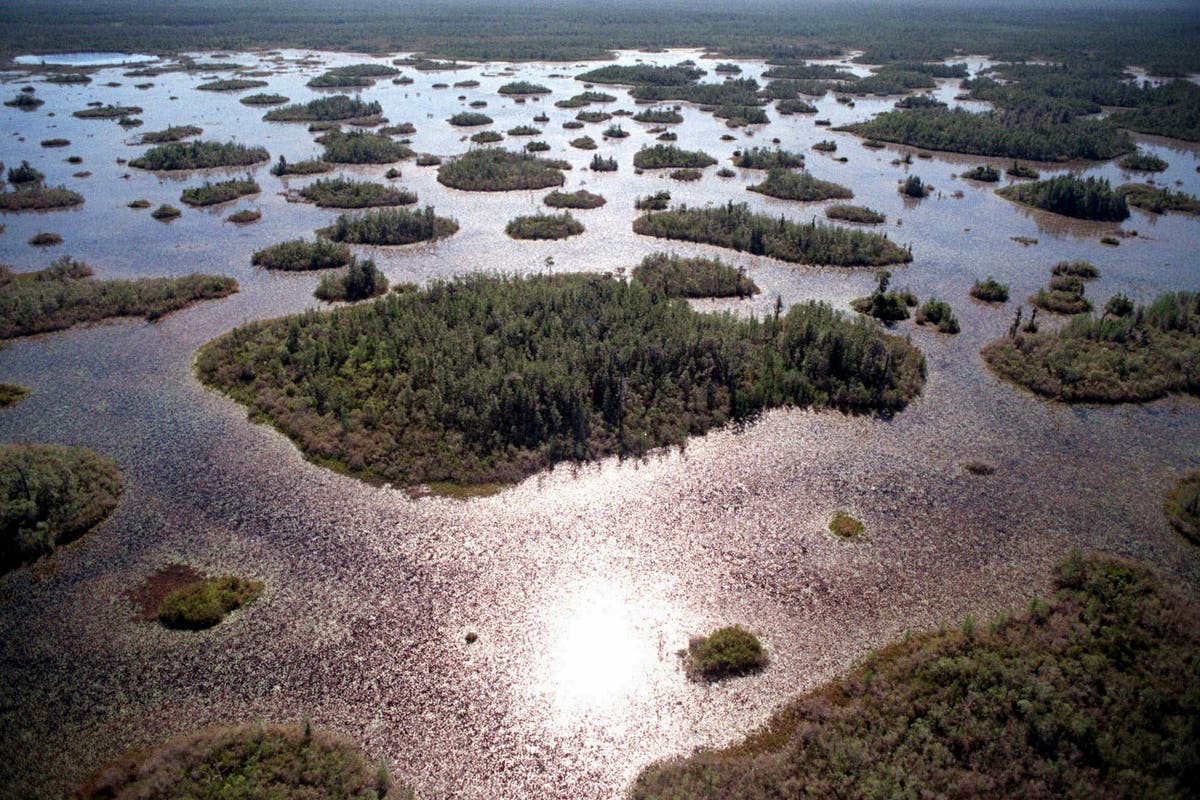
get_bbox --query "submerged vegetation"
[997,175,1129,221]
[633,202,911,267]
[0,257,237,339]
[632,252,757,299]
[129,140,269,171]
[197,273,924,487]
[634,553,1200,800]
[1,443,123,574]
[437,149,566,191]
[983,291,1200,403]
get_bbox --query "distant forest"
[3,1,1199,73]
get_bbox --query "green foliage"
[28,232,63,246]
[4,93,43,109]
[307,71,372,88]
[569,135,596,150]
[0,184,83,211]
[555,91,617,108]
[1,443,122,573]
[543,189,605,210]
[1164,470,1200,545]
[505,212,584,240]
[635,190,671,211]
[633,145,717,170]
[632,107,683,124]
[687,626,767,680]
[1105,293,1135,318]
[841,107,1133,162]
[1117,183,1200,216]
[0,384,29,408]
[1052,260,1099,279]
[507,125,540,136]
[970,277,1009,303]
[1034,271,1093,314]
[576,64,704,86]
[900,175,930,198]
[998,174,1130,220]
[448,111,493,126]
[252,239,351,271]
[713,105,769,125]
[631,79,762,107]
[226,208,260,224]
[498,81,550,95]
[763,64,857,81]
[895,93,946,109]
[632,252,757,299]
[634,202,911,268]
[7,161,43,184]
[197,273,924,487]
[983,292,1200,402]
[151,204,181,220]
[961,164,1000,182]
[315,258,389,303]
[747,168,853,202]
[129,140,269,171]
[634,553,1200,800]
[669,168,702,182]
[826,204,885,224]
[0,256,237,339]
[589,154,617,172]
[575,110,612,123]
[270,156,333,176]
[1119,151,1168,172]
[319,130,413,164]
[775,98,818,115]
[437,148,566,191]
[851,270,914,322]
[136,125,202,144]
[263,95,382,122]
[40,138,70,148]
[72,104,142,119]
[470,130,503,144]
[299,177,416,208]
[196,78,267,91]
[829,511,864,539]
[1007,162,1040,179]
[319,206,459,246]
[157,575,262,630]
[733,148,806,170]
[328,63,400,77]
[915,298,960,333]
[1109,80,1200,142]
[81,723,411,799]
[179,176,259,207]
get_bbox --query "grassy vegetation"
[826,204,884,224]
[240,92,289,106]
[633,145,717,170]
[470,130,503,144]
[1117,183,1200,216]
[315,258,389,303]
[915,298,960,333]
[1,443,122,574]
[81,723,408,799]
[319,206,459,246]
[1034,275,1092,315]
[196,78,267,91]
[634,552,1200,800]
[437,148,566,191]
[136,125,202,144]
[252,239,351,271]
[828,511,864,539]
[180,176,259,207]
[840,107,1133,162]
[0,185,84,212]
[0,257,237,339]
[299,177,416,208]
[129,140,269,171]
[632,252,757,299]
[687,626,767,681]
[263,95,381,122]
[997,175,1129,221]
[634,202,912,268]
[157,575,262,630]
[983,291,1199,403]
[319,130,413,164]
[747,169,853,202]
[970,277,1009,303]
[0,384,28,407]
[543,189,605,209]
[851,270,916,323]
[73,105,142,119]
[732,148,806,170]
[197,273,923,487]
[270,155,333,176]
[448,111,493,127]
[1164,470,1200,545]
[505,212,584,240]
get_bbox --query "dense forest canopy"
[3,2,1199,73]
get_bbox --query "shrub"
[590,154,618,171]
[180,176,259,206]
[748,168,853,201]
[130,140,269,171]
[669,168,703,181]
[157,575,262,630]
[1116,183,1200,215]
[508,125,541,136]
[1119,151,1168,172]
[812,139,837,152]
[915,298,960,333]
[226,209,261,224]
[829,511,864,539]
[151,204,181,220]
[253,239,351,271]
[28,232,63,246]
[635,191,670,211]
[732,147,806,170]
[961,164,1000,182]
[997,174,1129,221]
[73,105,142,119]
[570,136,597,150]
[0,186,84,212]
[632,107,683,124]
[240,92,289,106]
[448,111,493,126]
[319,206,459,245]
[634,145,717,169]
[901,174,930,197]
[505,211,584,240]
[826,204,885,224]
[970,277,1009,302]
[264,95,382,122]
[543,189,605,209]
[314,258,389,303]
[7,161,44,184]
[0,384,29,407]
[470,130,503,144]
[498,81,550,94]
[196,78,268,91]
[687,625,767,680]
[438,148,566,191]
[4,93,43,109]
[632,252,757,298]
[1052,259,1099,279]
[1164,470,1200,544]
[40,138,70,148]
[299,177,417,208]
[320,130,413,164]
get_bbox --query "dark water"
[0,48,1198,799]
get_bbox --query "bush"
[826,204,885,224]
[0,185,84,212]
[632,107,683,124]
[570,136,597,150]
[0,384,28,408]
[157,575,262,630]
[901,174,930,197]
[1117,183,1200,215]
[507,125,541,136]
[240,92,289,106]
[687,625,767,680]
[748,168,853,201]
[299,177,416,208]
[498,81,550,94]
[505,211,584,240]
[448,111,493,126]
[669,168,702,182]
[226,209,261,224]
[961,164,1000,182]
[137,125,203,144]
[4,93,43,109]
[1,444,123,573]
[307,72,372,88]
[829,511,864,539]
[470,130,503,144]
[40,138,70,148]
[180,176,259,206]
[130,141,269,171]
[851,270,915,322]
[915,298,960,333]
[29,232,63,246]
[776,98,818,114]
[319,206,459,245]
[634,145,717,169]
[253,239,352,271]
[437,148,566,191]
[636,191,670,211]
[270,156,333,176]
[1052,259,1099,279]
[543,189,605,209]
[632,252,757,298]
[589,154,618,172]
[314,258,389,303]
[576,110,612,123]
[970,277,1009,302]
[320,130,413,164]
[73,104,142,119]
[7,161,44,184]
[812,139,837,152]
[1006,162,1040,179]
[151,204,181,220]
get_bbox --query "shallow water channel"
[0,48,1198,798]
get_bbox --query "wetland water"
[1,48,1198,798]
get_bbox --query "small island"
[632,252,758,298]
[252,239,352,271]
[437,149,567,191]
[996,175,1129,221]
[318,206,459,246]
[505,211,584,240]
[747,168,853,202]
[180,176,260,207]
[129,140,270,171]
[299,177,417,208]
